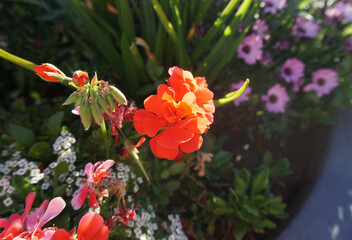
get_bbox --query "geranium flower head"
[230,81,252,106]
[0,192,66,240]
[134,67,215,160]
[263,0,287,14]
[33,63,66,82]
[261,84,290,114]
[292,17,320,38]
[280,58,305,83]
[303,69,339,98]
[237,34,263,65]
[71,160,115,210]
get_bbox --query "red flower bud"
[33,63,66,82]
[73,70,89,86]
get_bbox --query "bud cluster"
[33,63,127,131]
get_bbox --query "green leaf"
[235,174,248,194]
[164,180,181,192]
[53,184,68,197]
[263,151,273,165]
[212,196,226,207]
[54,161,69,184]
[9,124,36,149]
[48,111,64,139]
[233,220,248,240]
[207,218,216,235]
[168,162,185,175]
[160,169,170,179]
[251,169,270,196]
[12,175,36,198]
[28,142,52,162]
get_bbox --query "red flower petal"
[156,126,193,149]
[77,212,105,240]
[150,134,180,160]
[180,134,203,153]
[33,64,64,82]
[133,110,167,137]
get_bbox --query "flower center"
[284,68,292,76]
[317,78,325,86]
[297,27,306,34]
[266,1,273,7]
[269,95,278,103]
[242,45,251,54]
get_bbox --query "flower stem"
[214,79,250,107]
[0,48,36,71]
[100,120,111,158]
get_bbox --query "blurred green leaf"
[48,111,64,139]
[168,162,185,175]
[233,220,248,240]
[164,180,181,192]
[251,169,270,196]
[12,175,36,198]
[54,161,69,184]
[28,141,52,162]
[9,124,36,149]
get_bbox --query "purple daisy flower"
[325,7,343,24]
[230,81,252,106]
[263,0,287,14]
[261,84,290,114]
[335,2,352,22]
[292,17,320,38]
[280,58,305,83]
[252,19,270,40]
[237,34,263,65]
[303,69,339,98]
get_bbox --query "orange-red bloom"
[133,67,215,160]
[33,63,66,82]
[73,70,89,86]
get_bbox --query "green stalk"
[0,48,36,71]
[214,79,250,107]
[150,0,178,44]
[100,119,111,158]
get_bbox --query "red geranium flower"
[133,67,215,160]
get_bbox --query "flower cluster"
[134,66,215,160]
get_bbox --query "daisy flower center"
[242,45,251,54]
[284,68,292,76]
[317,78,325,86]
[269,95,278,103]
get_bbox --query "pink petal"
[36,197,66,230]
[85,163,94,180]
[77,212,104,240]
[21,192,36,223]
[71,185,90,210]
[88,191,99,209]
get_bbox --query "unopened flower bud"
[63,92,79,105]
[97,94,110,114]
[90,99,103,126]
[105,93,116,112]
[80,100,92,130]
[108,86,127,105]
[73,70,89,86]
[91,72,98,86]
[33,63,66,82]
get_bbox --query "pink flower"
[261,84,290,114]
[325,8,343,23]
[263,0,287,14]
[273,40,290,50]
[303,69,339,98]
[71,160,115,210]
[260,52,272,66]
[0,192,66,240]
[292,17,320,38]
[280,58,305,83]
[335,2,352,22]
[344,36,352,51]
[230,81,252,106]
[252,19,270,40]
[292,78,304,93]
[237,34,263,65]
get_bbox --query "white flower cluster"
[125,205,158,240]
[113,162,143,194]
[163,214,188,240]
[0,144,40,206]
